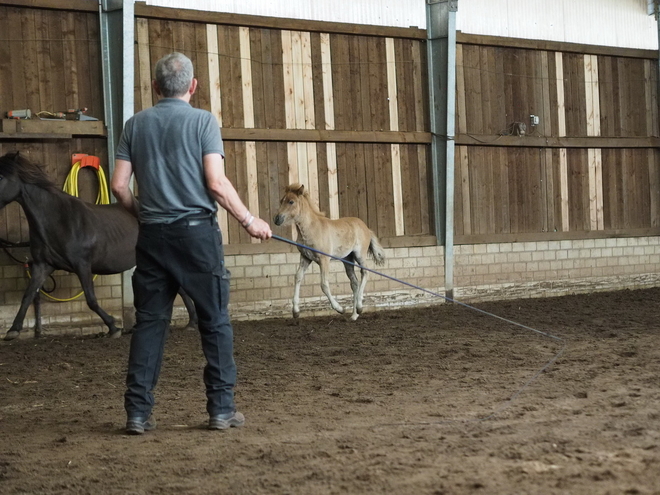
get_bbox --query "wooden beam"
[2,119,105,136]
[0,132,73,140]
[220,128,431,144]
[455,134,660,149]
[457,32,658,60]
[135,3,427,40]
[0,0,97,12]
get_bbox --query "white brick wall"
[3,236,660,336]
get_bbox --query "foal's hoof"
[4,330,20,341]
[350,314,360,321]
[335,306,345,315]
[292,311,300,319]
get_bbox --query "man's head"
[154,52,195,98]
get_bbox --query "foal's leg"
[352,253,369,321]
[76,267,121,337]
[343,256,360,320]
[318,256,344,315]
[292,255,312,318]
[4,263,54,340]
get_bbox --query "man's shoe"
[125,415,156,435]
[209,411,245,430]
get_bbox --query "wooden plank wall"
[0,4,106,244]
[455,38,660,242]
[133,15,432,245]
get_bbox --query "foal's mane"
[0,153,58,192]
[287,183,326,217]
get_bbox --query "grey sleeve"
[201,113,224,157]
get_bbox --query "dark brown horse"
[0,152,197,340]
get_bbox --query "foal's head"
[273,183,323,226]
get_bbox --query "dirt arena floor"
[1,287,660,495]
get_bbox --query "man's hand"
[245,217,272,240]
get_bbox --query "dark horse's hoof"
[109,329,123,339]
[4,330,20,341]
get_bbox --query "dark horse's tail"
[368,232,386,266]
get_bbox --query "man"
[111,52,271,435]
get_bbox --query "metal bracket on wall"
[427,0,458,11]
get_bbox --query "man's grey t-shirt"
[116,98,224,224]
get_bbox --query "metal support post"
[99,0,136,329]
[426,0,458,299]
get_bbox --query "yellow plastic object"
[63,156,110,205]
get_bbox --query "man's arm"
[111,159,140,218]
[203,153,271,240]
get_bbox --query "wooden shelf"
[0,119,106,139]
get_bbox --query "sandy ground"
[1,288,660,494]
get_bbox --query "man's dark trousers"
[124,215,236,418]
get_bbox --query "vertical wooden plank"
[617,58,630,137]
[61,12,80,110]
[498,147,511,234]
[587,148,603,230]
[320,32,335,131]
[8,7,27,110]
[559,148,569,231]
[456,44,467,135]
[319,32,339,220]
[555,52,566,137]
[644,60,655,137]
[281,30,299,193]
[385,37,404,236]
[74,12,93,114]
[540,51,552,137]
[411,40,426,132]
[358,36,372,131]
[651,58,660,137]
[463,45,484,134]
[326,143,339,219]
[347,36,361,131]
[458,145,471,234]
[649,149,660,227]
[385,38,399,132]
[418,145,431,234]
[239,27,254,129]
[206,24,222,127]
[291,30,306,130]
[584,54,601,137]
[598,56,614,137]
[301,32,318,208]
[0,7,14,116]
[239,26,260,243]
[374,144,395,237]
[34,10,52,113]
[137,18,153,111]
[330,34,346,131]
[480,46,493,134]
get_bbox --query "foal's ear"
[11,151,20,161]
[293,184,305,196]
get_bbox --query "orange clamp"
[71,153,100,170]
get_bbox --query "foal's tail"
[368,233,386,266]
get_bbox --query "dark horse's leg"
[75,266,121,338]
[178,289,198,330]
[4,263,55,340]
[33,291,43,338]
